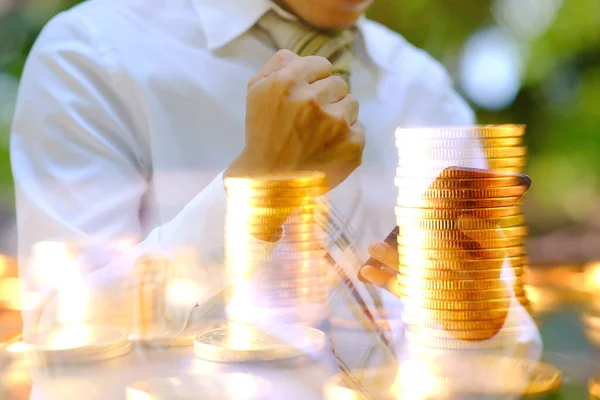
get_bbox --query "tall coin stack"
[194,171,329,362]
[394,125,538,355]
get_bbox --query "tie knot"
[254,10,355,85]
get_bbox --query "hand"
[359,216,512,340]
[225,49,365,189]
[359,218,508,293]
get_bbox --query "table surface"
[1,300,598,400]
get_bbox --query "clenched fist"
[225,49,365,189]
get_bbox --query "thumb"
[248,49,301,88]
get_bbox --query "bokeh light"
[459,26,523,111]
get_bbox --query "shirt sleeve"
[10,12,277,339]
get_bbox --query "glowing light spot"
[459,27,523,111]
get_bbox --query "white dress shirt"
[10,0,541,398]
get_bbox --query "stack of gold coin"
[194,172,329,362]
[130,255,176,347]
[223,171,330,329]
[395,125,537,353]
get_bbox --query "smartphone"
[362,167,531,270]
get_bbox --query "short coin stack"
[131,255,181,347]
[194,171,329,362]
[25,324,132,365]
[394,125,536,353]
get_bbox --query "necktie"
[253,10,355,85]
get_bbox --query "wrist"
[225,149,271,180]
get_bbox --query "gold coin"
[397,136,523,148]
[396,215,525,231]
[398,285,525,301]
[226,184,328,198]
[397,157,525,169]
[227,211,325,225]
[402,236,524,249]
[398,255,528,270]
[397,177,527,191]
[404,317,517,331]
[25,325,132,364]
[394,205,521,219]
[224,171,328,189]
[401,307,518,322]
[126,373,270,400]
[397,276,518,291]
[589,375,600,398]
[278,231,330,242]
[413,185,528,199]
[395,125,526,139]
[130,322,224,347]
[252,277,329,290]
[397,266,524,280]
[397,225,528,240]
[232,224,325,235]
[405,325,534,341]
[397,245,525,260]
[227,195,323,207]
[193,324,326,362]
[227,203,328,217]
[396,196,524,209]
[402,297,527,312]
[397,146,526,159]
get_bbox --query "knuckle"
[332,76,349,92]
[274,49,297,62]
[273,70,297,88]
[348,137,365,159]
[345,94,359,108]
[307,56,333,72]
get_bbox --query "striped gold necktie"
[253,10,355,85]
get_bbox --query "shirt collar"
[191,0,383,70]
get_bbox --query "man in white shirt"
[11,0,481,397]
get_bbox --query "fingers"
[309,75,349,104]
[368,242,399,271]
[278,56,333,85]
[249,49,300,88]
[358,265,400,296]
[325,94,359,126]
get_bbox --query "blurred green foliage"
[0,0,598,233]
